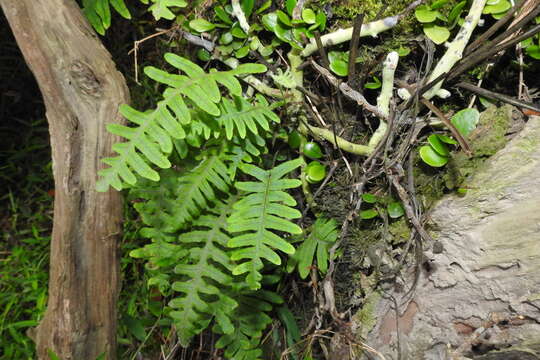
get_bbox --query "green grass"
[0,116,53,359]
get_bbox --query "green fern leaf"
[169,199,238,346]
[215,289,282,360]
[228,158,303,290]
[82,0,131,35]
[130,153,231,233]
[97,55,266,192]
[218,96,280,140]
[146,0,187,20]
[287,218,338,279]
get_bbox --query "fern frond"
[141,0,187,20]
[82,0,131,35]
[130,153,231,233]
[215,289,282,360]
[287,218,338,279]
[218,95,280,140]
[97,55,266,192]
[169,199,238,346]
[228,158,303,290]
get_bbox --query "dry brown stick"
[456,82,540,113]
[390,175,433,244]
[421,98,472,155]
[310,60,388,119]
[347,14,365,85]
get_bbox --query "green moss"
[353,290,381,338]
[321,0,410,21]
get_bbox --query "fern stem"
[299,135,315,209]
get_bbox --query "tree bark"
[0,0,129,359]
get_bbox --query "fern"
[97,54,266,192]
[140,0,187,20]
[287,218,338,279]
[228,158,303,290]
[215,289,282,360]
[130,151,231,233]
[168,199,239,346]
[218,95,280,140]
[82,0,131,35]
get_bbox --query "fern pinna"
[96,54,266,192]
[228,159,303,290]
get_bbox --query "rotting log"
[0,0,129,359]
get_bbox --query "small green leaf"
[189,18,215,32]
[362,193,377,203]
[256,0,272,14]
[525,45,540,60]
[303,142,323,159]
[330,59,348,77]
[483,0,511,14]
[288,131,304,148]
[415,5,438,22]
[262,12,278,31]
[48,350,61,360]
[231,24,248,38]
[364,76,382,89]
[241,0,255,16]
[397,46,411,56]
[219,31,234,45]
[360,209,379,219]
[306,161,326,183]
[387,202,405,218]
[431,0,449,10]
[235,45,250,58]
[286,0,297,16]
[214,6,233,24]
[437,134,458,145]
[315,11,327,31]
[302,8,317,24]
[450,108,480,137]
[428,134,450,156]
[423,24,450,44]
[196,48,211,61]
[448,1,467,23]
[419,145,448,167]
[277,10,292,26]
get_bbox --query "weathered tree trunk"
[360,113,540,359]
[0,1,129,359]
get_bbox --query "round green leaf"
[360,209,379,220]
[189,18,215,32]
[362,193,377,203]
[288,131,304,148]
[415,5,438,23]
[387,202,405,219]
[419,145,449,167]
[428,134,450,156]
[196,48,211,61]
[437,134,458,145]
[236,45,250,58]
[231,24,248,38]
[397,46,411,56]
[330,59,348,77]
[423,24,450,44]
[219,31,233,45]
[483,0,511,14]
[315,11,327,31]
[302,8,317,24]
[525,45,540,60]
[450,108,480,137]
[262,12,278,31]
[303,142,323,159]
[306,161,327,183]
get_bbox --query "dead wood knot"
[69,61,103,98]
